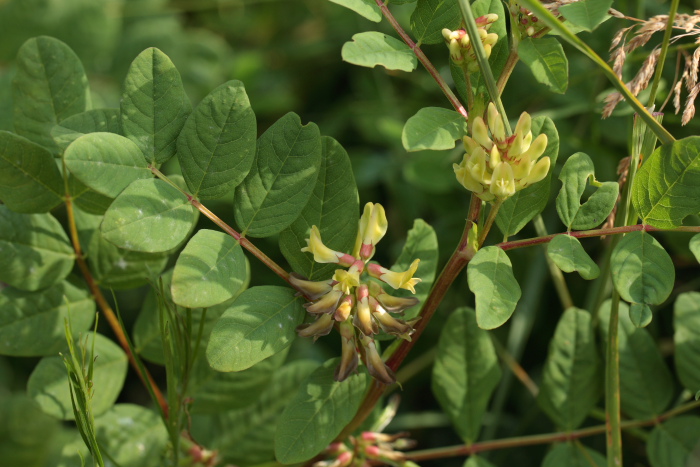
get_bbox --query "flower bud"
[357,203,388,261]
[514,111,532,138]
[354,285,377,336]
[471,116,492,150]
[520,156,550,187]
[302,226,344,263]
[360,335,395,385]
[335,320,359,381]
[304,290,343,314]
[371,302,415,340]
[297,313,334,339]
[490,162,516,199]
[454,157,486,194]
[289,273,333,301]
[518,132,548,162]
[334,294,354,322]
[467,147,488,182]
[373,291,418,314]
[368,260,421,293]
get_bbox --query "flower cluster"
[442,14,499,72]
[291,203,421,384]
[509,3,550,38]
[313,432,417,467]
[453,102,550,201]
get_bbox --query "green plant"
[1,0,700,466]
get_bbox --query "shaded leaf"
[274,359,369,464]
[327,0,381,22]
[547,235,600,280]
[674,292,700,392]
[207,286,305,372]
[178,80,256,199]
[0,280,94,357]
[537,308,602,430]
[610,231,674,327]
[632,136,700,228]
[234,112,322,237]
[27,333,128,420]
[518,37,568,94]
[468,246,521,329]
[0,207,74,291]
[599,300,674,420]
[432,308,501,442]
[0,130,64,213]
[52,108,121,151]
[171,229,248,308]
[12,36,89,154]
[402,107,466,152]
[691,234,700,263]
[411,0,461,44]
[556,152,619,230]
[0,395,59,467]
[542,442,607,467]
[342,32,417,72]
[101,178,197,253]
[559,0,612,32]
[279,136,359,280]
[121,48,191,164]
[648,416,700,467]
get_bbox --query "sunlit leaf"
[327,0,381,22]
[411,0,461,44]
[342,32,417,72]
[558,0,612,32]
[402,107,466,152]
[518,37,568,94]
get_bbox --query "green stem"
[516,0,675,145]
[375,0,468,119]
[533,215,574,310]
[648,0,680,106]
[497,46,520,96]
[605,293,623,467]
[458,0,511,134]
[477,199,503,247]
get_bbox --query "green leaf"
[632,136,700,228]
[101,178,197,253]
[121,48,191,165]
[0,207,74,291]
[464,456,498,467]
[171,229,248,308]
[178,80,257,199]
[87,229,169,290]
[599,300,674,420]
[674,292,700,392]
[649,417,700,467]
[559,0,613,32]
[52,108,121,151]
[0,130,64,213]
[341,32,418,72]
[404,149,462,194]
[496,116,560,237]
[0,280,94,357]
[27,332,128,420]
[610,230,674,327]
[518,37,569,94]
[234,112,322,237]
[390,219,439,319]
[432,308,501,442]
[327,0,381,22]
[92,404,168,467]
[189,351,287,414]
[537,308,602,430]
[274,358,369,464]
[279,136,359,280]
[468,246,521,330]
[402,107,466,152]
[0,394,60,467]
[410,0,461,45]
[192,360,318,465]
[207,286,305,372]
[466,0,508,99]
[64,132,152,198]
[547,235,600,280]
[691,234,700,263]
[542,442,607,467]
[556,152,619,230]
[12,36,90,154]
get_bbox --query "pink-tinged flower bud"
[334,295,355,322]
[335,320,359,381]
[302,226,345,263]
[354,293,377,336]
[371,302,415,340]
[490,161,516,199]
[297,313,334,339]
[304,290,343,314]
[332,266,360,295]
[334,451,353,467]
[357,203,388,261]
[471,116,492,150]
[459,33,471,48]
[368,260,421,293]
[361,335,395,384]
[326,442,348,455]
[442,28,453,41]
[289,273,333,301]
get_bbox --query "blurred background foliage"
[1,0,700,466]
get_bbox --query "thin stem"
[477,199,503,247]
[516,0,675,145]
[458,0,511,134]
[150,167,290,283]
[405,398,700,461]
[376,0,468,119]
[533,215,574,310]
[497,47,519,96]
[491,336,539,397]
[647,0,680,105]
[605,293,623,467]
[64,191,169,416]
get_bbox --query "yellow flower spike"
[467,147,488,182]
[514,112,532,139]
[301,226,344,264]
[478,28,488,39]
[334,295,354,322]
[522,131,533,152]
[490,162,516,199]
[471,117,493,150]
[487,103,499,133]
[489,145,502,170]
[304,290,343,314]
[521,156,551,187]
[360,335,395,385]
[509,131,526,157]
[373,259,422,293]
[296,313,334,340]
[288,273,333,301]
[519,133,548,162]
[371,302,414,340]
[511,157,532,180]
[483,43,492,60]
[449,40,463,62]
[463,135,480,153]
[442,28,453,41]
[491,114,506,143]
[484,32,499,45]
[354,294,376,336]
[357,203,388,261]
[332,266,360,295]
[334,320,359,382]
[454,158,486,193]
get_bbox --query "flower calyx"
[454,102,550,202]
[442,14,499,72]
[292,202,422,384]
